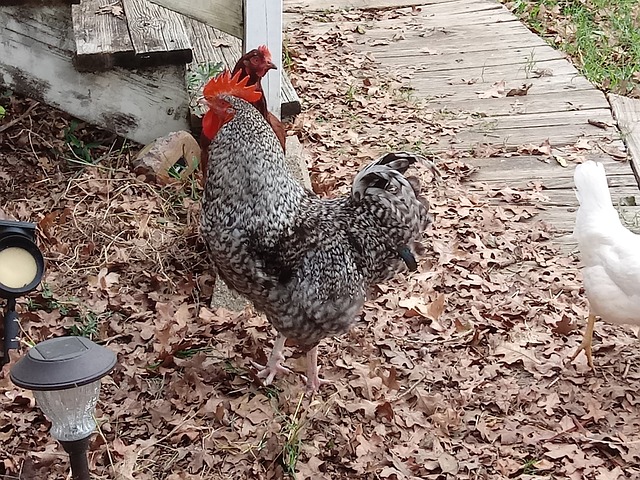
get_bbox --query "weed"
[0,106,5,120]
[283,38,294,70]
[522,458,539,474]
[279,393,305,476]
[175,346,212,359]
[69,310,108,339]
[345,84,358,104]
[64,120,101,165]
[523,49,538,78]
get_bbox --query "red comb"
[257,45,272,62]
[203,69,262,103]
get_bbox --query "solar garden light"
[10,336,117,480]
[0,219,45,366]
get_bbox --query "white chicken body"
[573,160,640,325]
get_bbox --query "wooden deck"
[283,0,640,246]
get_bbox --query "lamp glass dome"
[33,380,101,442]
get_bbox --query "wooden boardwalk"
[283,0,640,244]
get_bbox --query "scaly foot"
[252,334,292,385]
[569,313,596,371]
[302,346,331,394]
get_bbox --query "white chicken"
[570,160,640,369]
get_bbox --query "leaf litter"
[0,7,639,480]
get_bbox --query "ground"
[1,7,640,480]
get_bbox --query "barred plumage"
[201,95,434,391]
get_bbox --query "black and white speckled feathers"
[201,96,433,349]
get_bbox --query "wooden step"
[71,0,192,70]
[0,4,190,144]
[71,0,301,118]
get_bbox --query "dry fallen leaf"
[96,2,124,18]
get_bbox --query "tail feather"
[351,152,438,202]
[574,160,614,211]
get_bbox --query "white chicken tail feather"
[573,161,613,211]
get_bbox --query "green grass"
[504,0,640,95]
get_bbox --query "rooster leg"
[253,334,293,385]
[569,313,596,370]
[302,346,330,393]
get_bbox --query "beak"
[267,61,277,71]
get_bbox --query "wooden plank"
[465,157,637,189]
[147,0,243,38]
[121,0,192,65]
[0,5,190,144]
[183,17,300,128]
[285,5,516,31]
[401,59,581,89]
[468,108,614,130]
[71,0,134,72]
[244,0,283,119]
[610,94,640,185]
[543,186,640,207]
[284,0,460,11]
[468,155,632,185]
[410,74,595,104]
[434,124,618,152]
[375,45,565,74]
[359,26,548,57]
[1,0,79,3]
[426,89,610,117]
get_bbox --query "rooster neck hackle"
[201,69,263,140]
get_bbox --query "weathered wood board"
[121,0,192,65]
[610,94,640,185]
[147,0,243,38]
[72,0,134,71]
[285,0,483,12]
[1,0,78,3]
[0,5,190,144]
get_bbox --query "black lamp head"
[10,336,117,391]
[0,220,45,298]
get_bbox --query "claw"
[252,359,293,385]
[569,313,596,372]
[302,346,330,394]
[252,334,291,386]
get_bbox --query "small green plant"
[522,458,539,475]
[283,38,294,70]
[345,84,358,104]
[37,283,72,314]
[523,49,538,78]
[0,106,6,120]
[279,393,305,476]
[174,346,212,359]
[187,61,224,93]
[187,61,224,116]
[64,120,101,165]
[69,311,101,339]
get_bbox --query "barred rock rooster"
[570,160,640,369]
[200,70,435,392]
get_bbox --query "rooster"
[570,160,640,369]
[200,70,435,392]
[199,45,285,185]
[232,45,286,154]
